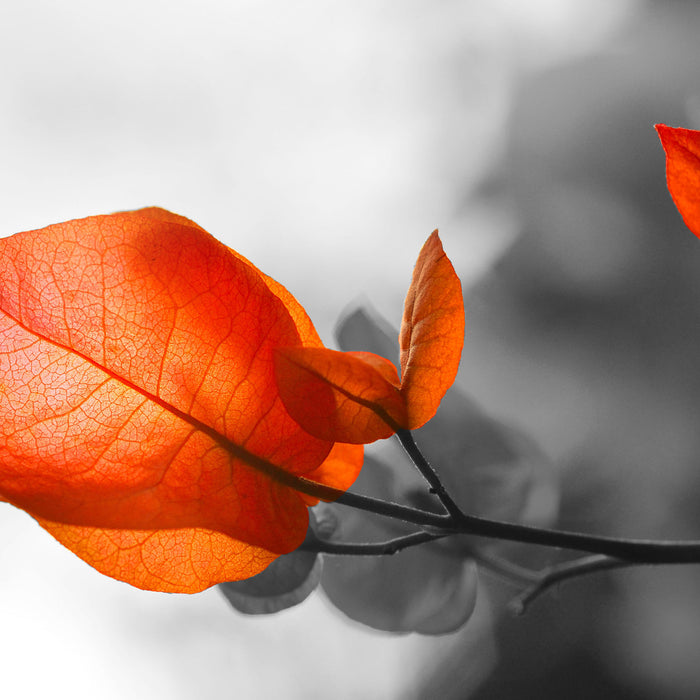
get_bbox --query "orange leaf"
[274,230,464,444]
[399,230,464,429]
[0,208,362,592]
[133,207,325,349]
[37,519,278,594]
[657,124,700,238]
[275,347,406,443]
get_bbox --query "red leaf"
[0,208,362,592]
[656,124,700,238]
[276,231,464,443]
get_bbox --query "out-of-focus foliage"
[220,303,555,635]
[220,512,327,615]
[320,307,557,634]
[459,4,700,699]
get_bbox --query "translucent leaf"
[275,231,464,443]
[657,124,700,239]
[399,230,465,429]
[275,347,405,443]
[0,208,363,592]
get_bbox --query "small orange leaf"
[0,208,362,591]
[275,230,464,444]
[399,230,464,429]
[657,124,700,238]
[275,347,406,443]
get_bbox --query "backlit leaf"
[319,306,556,634]
[297,441,365,505]
[276,231,464,443]
[399,230,464,429]
[37,519,278,594]
[275,347,405,443]
[0,208,362,592]
[657,124,700,238]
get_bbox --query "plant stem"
[326,488,700,567]
[452,512,700,563]
[509,555,634,613]
[293,439,700,572]
[302,530,447,556]
[333,489,452,528]
[395,429,464,519]
[304,529,543,588]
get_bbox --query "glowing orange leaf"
[37,520,279,594]
[276,230,464,443]
[275,347,406,443]
[657,124,700,238]
[399,230,465,429]
[0,208,362,592]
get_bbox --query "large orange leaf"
[135,207,325,349]
[0,208,362,592]
[37,520,279,594]
[276,230,464,443]
[657,124,700,238]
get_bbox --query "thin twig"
[301,530,447,556]
[292,458,700,570]
[509,555,638,614]
[470,549,540,586]
[333,489,452,529]
[332,490,700,565]
[395,429,465,519]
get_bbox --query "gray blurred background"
[3,1,700,698]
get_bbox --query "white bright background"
[0,2,636,699]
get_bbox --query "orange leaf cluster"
[0,209,464,594]
[275,231,465,444]
[0,208,363,592]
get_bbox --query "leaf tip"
[655,123,700,239]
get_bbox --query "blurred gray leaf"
[335,304,400,367]
[319,304,558,634]
[321,457,478,634]
[219,512,328,615]
[335,302,558,526]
